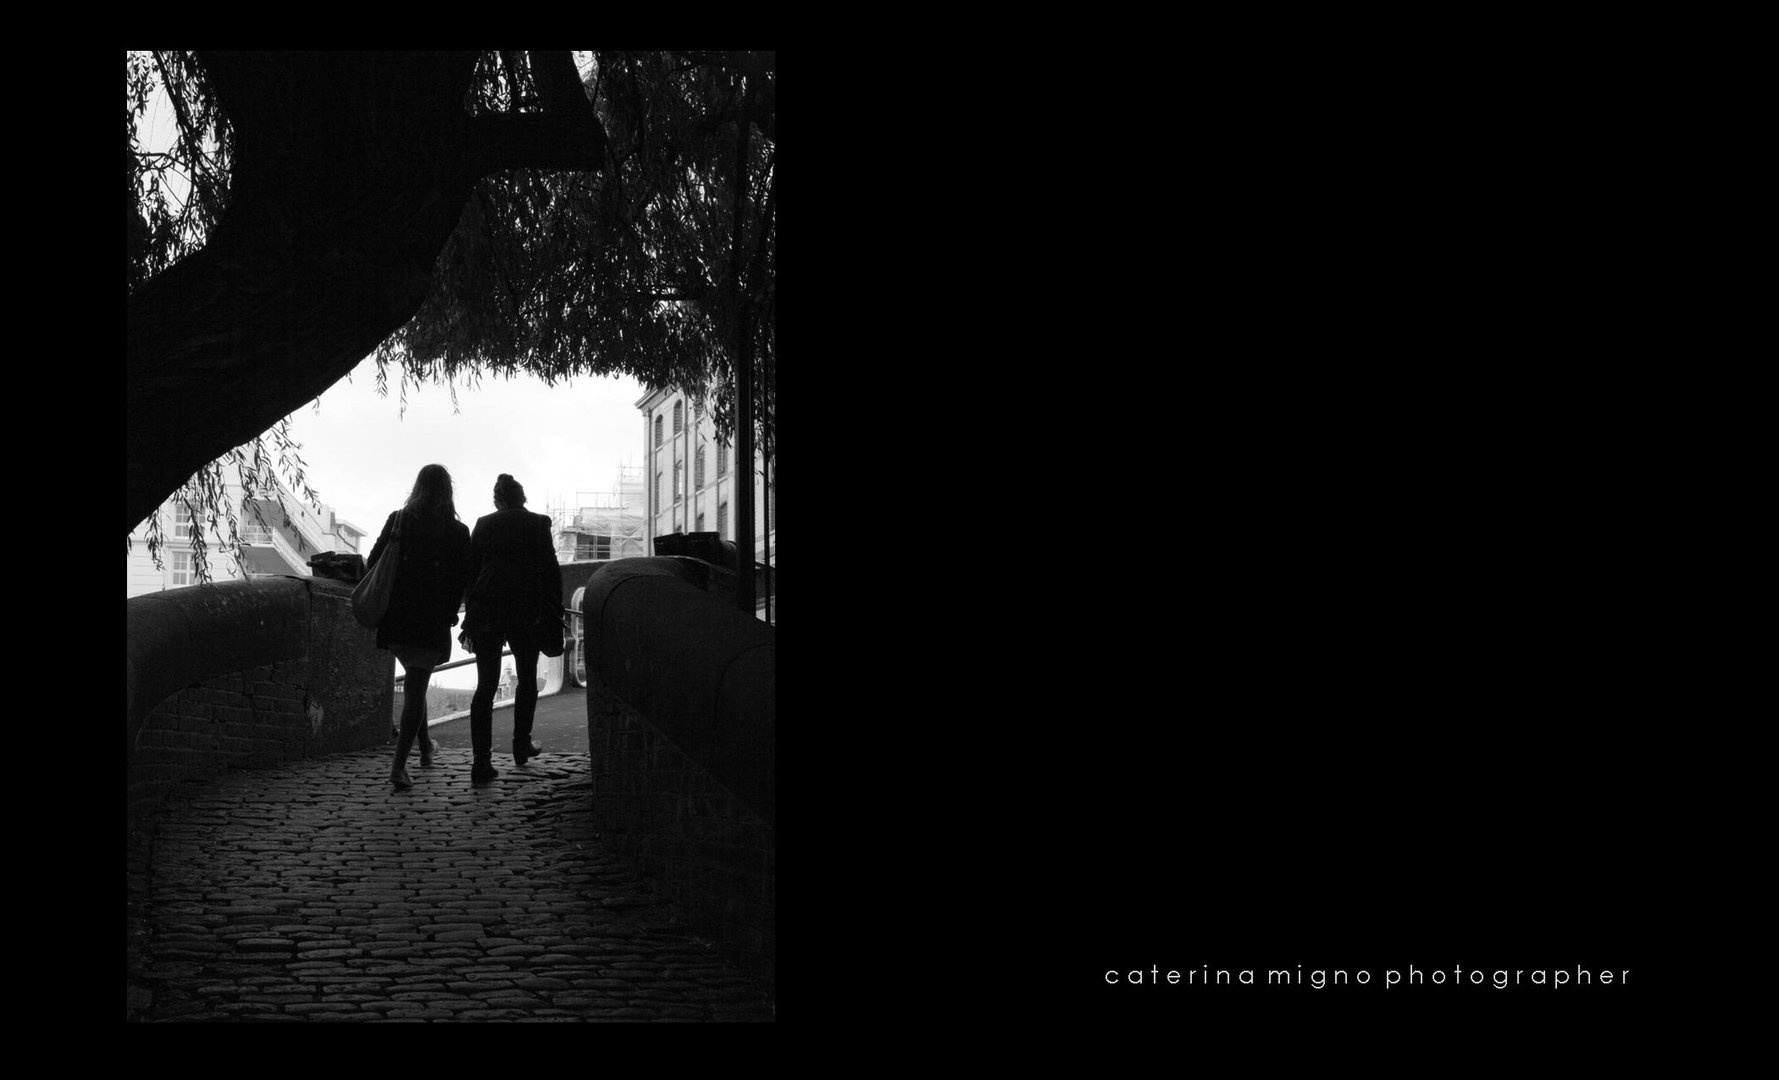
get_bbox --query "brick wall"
[126,575,393,836]
[581,558,775,982]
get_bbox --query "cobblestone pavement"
[126,747,775,1022]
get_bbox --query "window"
[673,399,683,434]
[673,461,683,503]
[696,512,705,533]
[242,520,273,545]
[717,441,729,477]
[654,415,663,447]
[173,504,195,540]
[170,550,194,586]
[694,446,705,490]
[576,534,611,561]
[654,472,662,512]
[718,501,728,537]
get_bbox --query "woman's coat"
[364,508,473,656]
[462,507,563,636]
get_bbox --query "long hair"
[493,473,527,509]
[403,463,458,522]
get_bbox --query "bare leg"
[393,665,433,783]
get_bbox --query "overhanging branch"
[470,113,607,176]
[470,50,607,178]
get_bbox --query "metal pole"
[762,333,771,624]
[732,69,754,616]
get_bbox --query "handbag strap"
[384,509,406,575]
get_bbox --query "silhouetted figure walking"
[462,473,562,783]
[366,464,473,790]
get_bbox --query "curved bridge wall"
[580,557,775,980]
[126,576,394,837]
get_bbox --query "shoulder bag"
[537,601,567,658]
[351,510,403,629]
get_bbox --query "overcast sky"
[283,356,649,549]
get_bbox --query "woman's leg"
[416,693,435,760]
[469,633,506,775]
[393,662,433,781]
[510,634,541,760]
[413,665,441,765]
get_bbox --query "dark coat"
[462,507,562,636]
[364,508,473,656]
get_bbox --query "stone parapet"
[126,575,393,836]
[581,557,775,980]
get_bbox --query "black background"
[799,29,1692,1042]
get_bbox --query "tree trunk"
[126,50,604,532]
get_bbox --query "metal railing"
[388,605,575,723]
[394,654,491,681]
[392,640,571,702]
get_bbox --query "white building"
[126,475,366,598]
[637,386,775,620]
[544,466,649,565]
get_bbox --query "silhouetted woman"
[365,463,473,790]
[462,473,562,783]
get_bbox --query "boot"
[513,736,542,766]
[469,701,495,781]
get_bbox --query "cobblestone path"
[126,748,774,1022]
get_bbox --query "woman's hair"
[403,463,458,521]
[494,473,527,508]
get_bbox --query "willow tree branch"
[469,51,607,177]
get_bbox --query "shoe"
[391,768,413,790]
[513,738,542,766]
[471,761,500,784]
[420,743,439,768]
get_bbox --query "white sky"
[286,360,649,694]
[283,358,649,548]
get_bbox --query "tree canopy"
[126,50,774,577]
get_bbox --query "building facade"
[543,466,649,566]
[638,386,775,620]
[126,477,366,598]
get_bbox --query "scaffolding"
[546,465,647,563]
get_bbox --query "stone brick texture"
[588,675,775,983]
[581,558,775,984]
[127,576,392,836]
[126,560,774,986]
